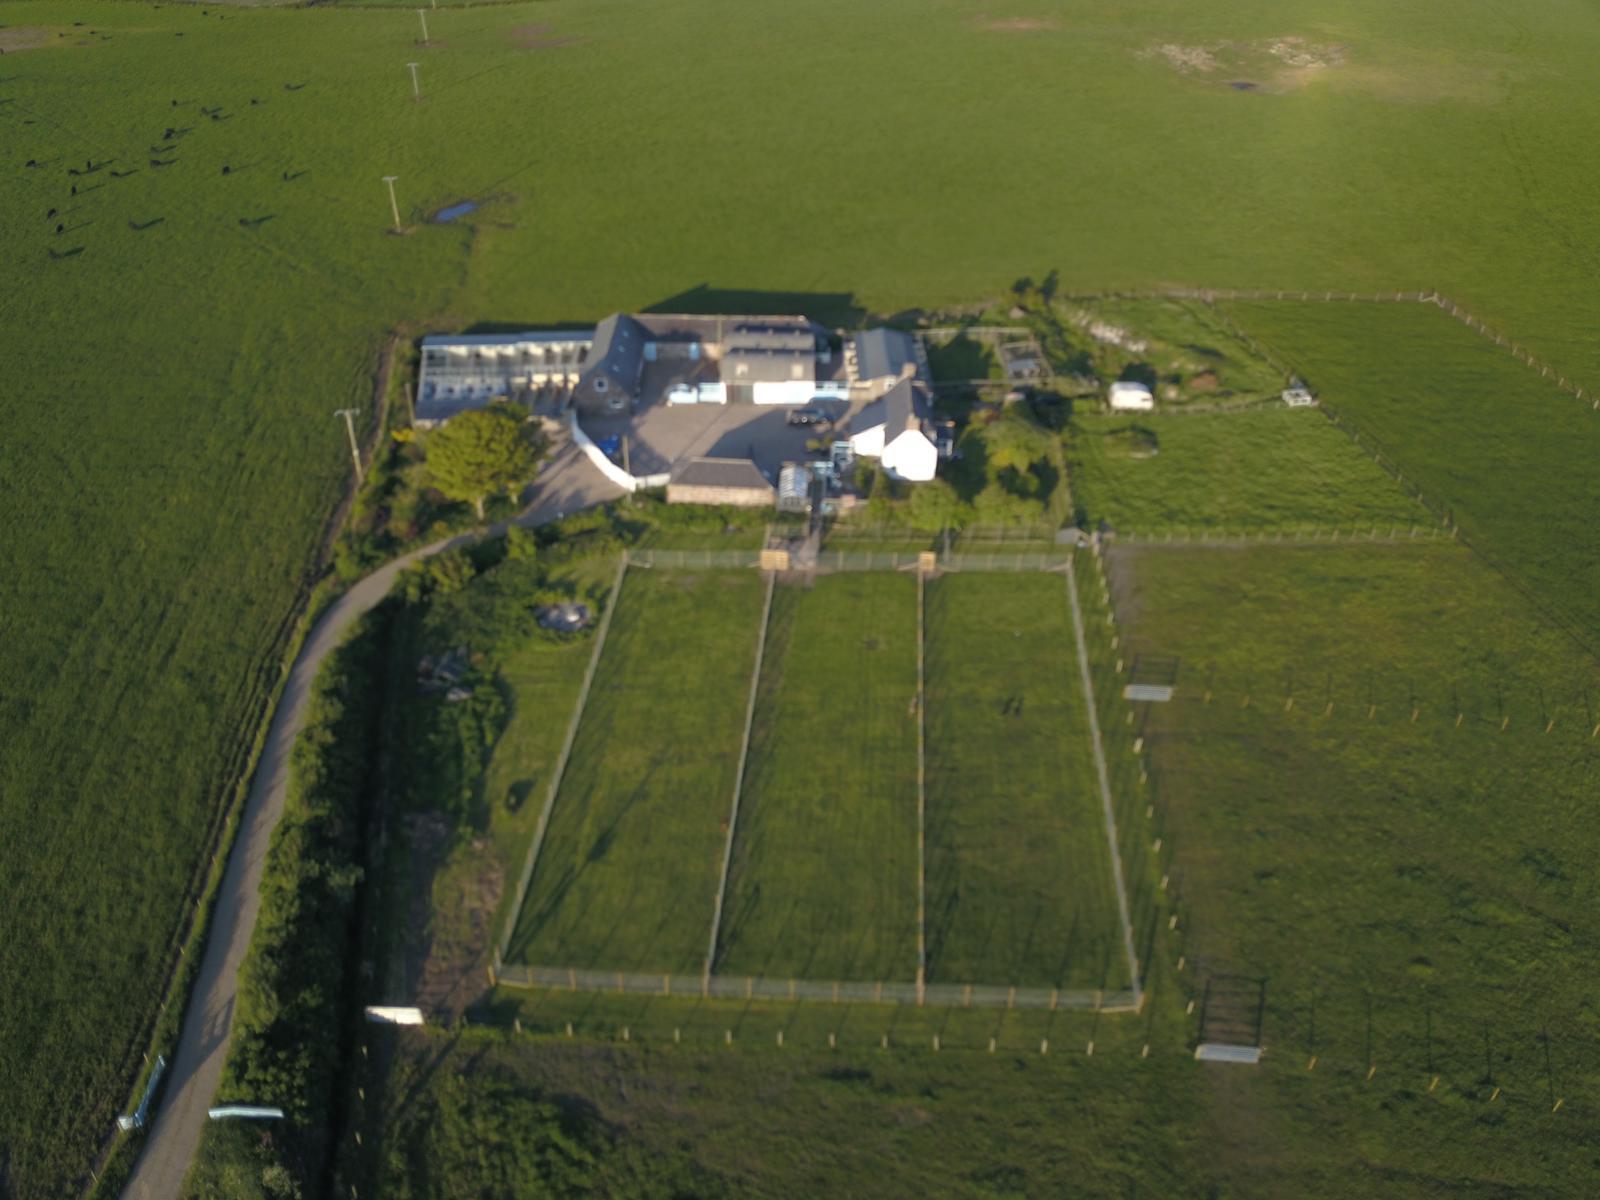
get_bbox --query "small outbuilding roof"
[854,327,918,383]
[669,456,774,491]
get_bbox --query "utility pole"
[381,175,401,231]
[416,8,429,43]
[406,62,421,101]
[335,408,364,482]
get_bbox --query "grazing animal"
[150,158,175,168]
[47,207,56,217]
[55,223,63,234]
[221,165,230,175]
[26,158,37,167]
[70,185,76,195]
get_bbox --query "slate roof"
[854,327,918,382]
[587,313,648,387]
[850,378,923,438]
[669,456,775,491]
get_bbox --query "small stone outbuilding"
[665,456,776,508]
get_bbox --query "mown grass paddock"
[1222,300,1600,648]
[718,573,921,983]
[498,559,1134,1003]
[924,573,1127,991]
[507,569,765,974]
[1067,405,1425,536]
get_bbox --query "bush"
[211,612,389,1193]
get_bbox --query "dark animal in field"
[55,223,63,234]
[221,165,230,175]
[129,217,165,231]
[250,98,262,106]
[70,185,76,195]
[150,157,176,168]
[47,207,56,217]
[68,168,81,176]
[171,100,178,107]
[26,158,38,167]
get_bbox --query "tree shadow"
[129,217,165,231]
[237,214,277,229]
[48,246,85,260]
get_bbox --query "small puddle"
[433,200,479,223]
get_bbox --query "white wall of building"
[752,380,819,405]
[849,424,887,457]
[882,430,939,482]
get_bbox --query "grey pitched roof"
[669,456,775,491]
[586,313,648,386]
[854,327,917,382]
[850,378,923,438]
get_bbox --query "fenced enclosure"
[494,964,1139,1013]
[485,548,1146,1016]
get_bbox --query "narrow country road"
[122,438,623,1200]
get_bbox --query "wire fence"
[624,547,1072,573]
[494,964,1140,1012]
[1106,524,1452,548]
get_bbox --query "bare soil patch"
[0,27,56,52]
[401,813,504,1020]
[973,15,1060,33]
[510,23,582,51]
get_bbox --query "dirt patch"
[974,15,1060,33]
[401,813,505,1021]
[0,27,57,52]
[1264,35,1346,70]
[509,22,582,51]
[1139,43,1221,73]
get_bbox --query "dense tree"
[426,406,547,519]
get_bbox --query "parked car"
[665,384,698,406]
[786,406,830,427]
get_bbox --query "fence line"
[1041,286,1595,414]
[1107,525,1451,548]
[494,554,629,973]
[626,547,1072,573]
[495,964,1139,1012]
[1063,559,1144,1005]
[704,570,776,980]
[915,570,928,1003]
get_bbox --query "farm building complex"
[416,312,945,496]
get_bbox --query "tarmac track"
[121,437,621,1200]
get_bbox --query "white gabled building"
[1108,380,1155,412]
[847,379,938,482]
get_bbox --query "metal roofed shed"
[1282,385,1317,407]
[777,463,814,513]
[666,456,776,508]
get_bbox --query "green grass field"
[1069,405,1425,534]
[1224,300,1600,645]
[923,573,1126,990]
[9,0,1600,1192]
[1106,540,1600,1190]
[507,569,764,974]
[718,574,920,983]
